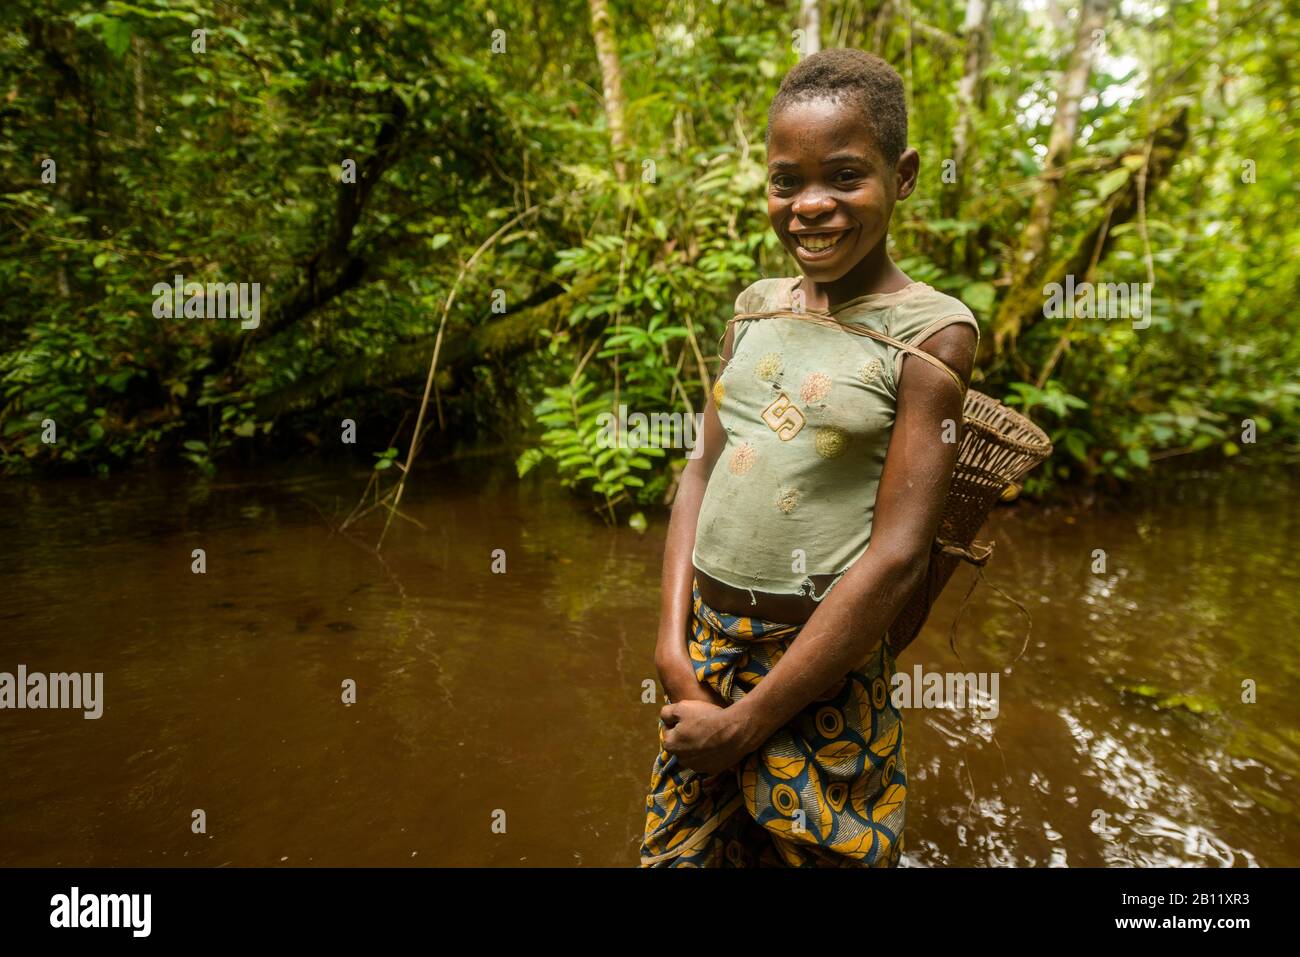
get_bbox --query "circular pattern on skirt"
[772,783,800,816]
[826,781,849,813]
[816,706,845,738]
[725,840,746,865]
[872,675,889,710]
[776,486,799,513]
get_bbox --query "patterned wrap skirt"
[639,579,907,867]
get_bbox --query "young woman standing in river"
[639,49,979,867]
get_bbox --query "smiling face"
[766,95,918,288]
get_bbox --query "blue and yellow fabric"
[639,579,906,867]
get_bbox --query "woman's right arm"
[654,322,735,707]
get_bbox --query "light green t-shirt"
[692,276,980,598]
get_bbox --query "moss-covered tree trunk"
[587,0,629,182]
[982,106,1189,371]
[992,0,1108,355]
[942,0,992,269]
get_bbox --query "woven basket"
[885,389,1052,656]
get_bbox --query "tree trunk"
[132,35,147,144]
[870,1,894,56]
[992,0,1107,354]
[942,0,991,263]
[205,93,410,382]
[587,0,629,182]
[985,106,1188,365]
[800,0,822,56]
[254,276,602,419]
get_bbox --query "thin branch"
[374,204,543,548]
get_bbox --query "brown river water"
[1,461,1296,867]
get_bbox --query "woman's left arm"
[660,322,976,773]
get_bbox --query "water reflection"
[0,463,1295,866]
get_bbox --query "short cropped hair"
[767,48,908,165]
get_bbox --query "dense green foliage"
[2,0,1296,509]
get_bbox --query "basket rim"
[964,389,1052,454]
[963,416,1052,457]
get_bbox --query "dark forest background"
[2,0,1296,515]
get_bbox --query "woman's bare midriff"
[694,565,845,625]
